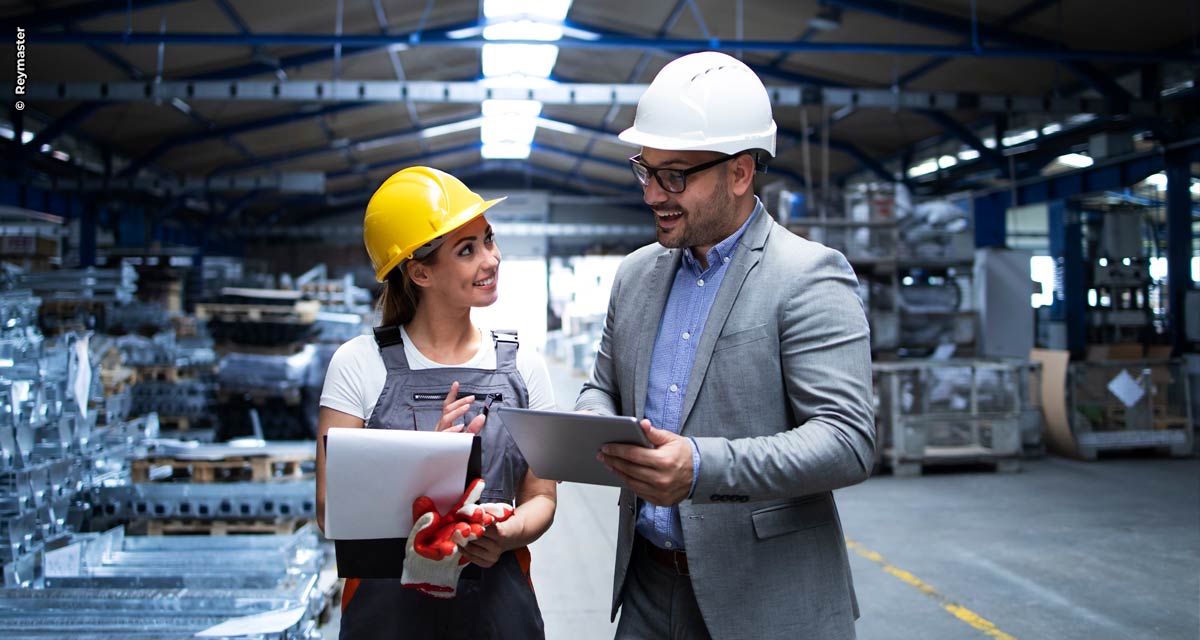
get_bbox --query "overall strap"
[372,325,412,371]
[491,330,520,372]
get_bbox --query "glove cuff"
[401,556,468,599]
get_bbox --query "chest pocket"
[407,388,520,504]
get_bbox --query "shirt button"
[664,540,674,549]
[682,332,690,340]
[669,384,679,393]
[724,256,730,263]
[697,279,705,287]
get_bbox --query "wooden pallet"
[131,452,312,483]
[885,446,1021,476]
[134,365,190,383]
[99,366,138,395]
[194,300,320,324]
[156,415,192,431]
[145,518,308,536]
[40,299,109,312]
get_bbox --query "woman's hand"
[460,517,519,568]
[435,381,486,434]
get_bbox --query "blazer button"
[738,496,749,503]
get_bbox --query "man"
[575,51,875,639]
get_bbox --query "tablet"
[496,407,652,487]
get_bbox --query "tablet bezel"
[496,407,651,487]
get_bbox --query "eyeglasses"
[628,153,739,194]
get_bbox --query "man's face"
[637,147,737,251]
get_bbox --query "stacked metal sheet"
[17,264,138,304]
[0,290,104,587]
[89,439,316,532]
[0,524,334,639]
[102,301,172,335]
[218,346,316,394]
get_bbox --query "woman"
[316,166,557,639]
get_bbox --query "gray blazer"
[576,209,875,639]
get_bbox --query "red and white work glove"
[401,478,515,598]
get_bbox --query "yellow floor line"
[846,539,1018,640]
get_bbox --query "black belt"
[636,534,689,576]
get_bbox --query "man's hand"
[598,419,692,506]
[435,381,487,434]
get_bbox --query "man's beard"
[655,177,734,250]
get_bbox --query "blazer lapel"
[632,250,679,418]
[678,212,772,431]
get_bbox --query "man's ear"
[406,259,433,289]
[729,153,757,197]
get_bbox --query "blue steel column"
[1164,150,1194,354]
[79,204,97,267]
[973,191,1009,248]
[1048,199,1086,357]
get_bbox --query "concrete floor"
[324,361,1200,639]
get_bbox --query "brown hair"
[377,253,438,327]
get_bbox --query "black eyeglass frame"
[628,152,745,194]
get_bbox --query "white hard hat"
[619,51,777,158]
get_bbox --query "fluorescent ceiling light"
[484,0,572,21]
[484,19,563,41]
[482,142,532,159]
[1056,153,1093,168]
[419,117,485,140]
[446,25,484,39]
[808,4,843,31]
[1002,129,1038,147]
[957,149,980,161]
[560,24,601,40]
[1191,181,1200,196]
[982,137,996,149]
[937,155,957,169]
[907,159,939,178]
[1143,172,1167,190]
[1041,123,1062,135]
[482,43,559,78]
[535,117,579,135]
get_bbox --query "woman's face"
[422,214,501,309]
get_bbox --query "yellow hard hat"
[363,166,505,282]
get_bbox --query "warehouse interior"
[0,0,1197,638]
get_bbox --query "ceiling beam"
[822,0,1139,101]
[0,0,187,31]
[895,0,1059,88]
[919,111,1007,171]
[26,30,1196,64]
[24,79,1168,118]
[121,103,363,177]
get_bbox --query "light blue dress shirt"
[636,201,763,551]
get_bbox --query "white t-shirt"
[320,326,556,421]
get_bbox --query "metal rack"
[1066,358,1193,459]
[874,358,1025,475]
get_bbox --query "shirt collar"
[681,197,764,271]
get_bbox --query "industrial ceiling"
[1,0,1197,227]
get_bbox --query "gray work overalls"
[339,327,545,640]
